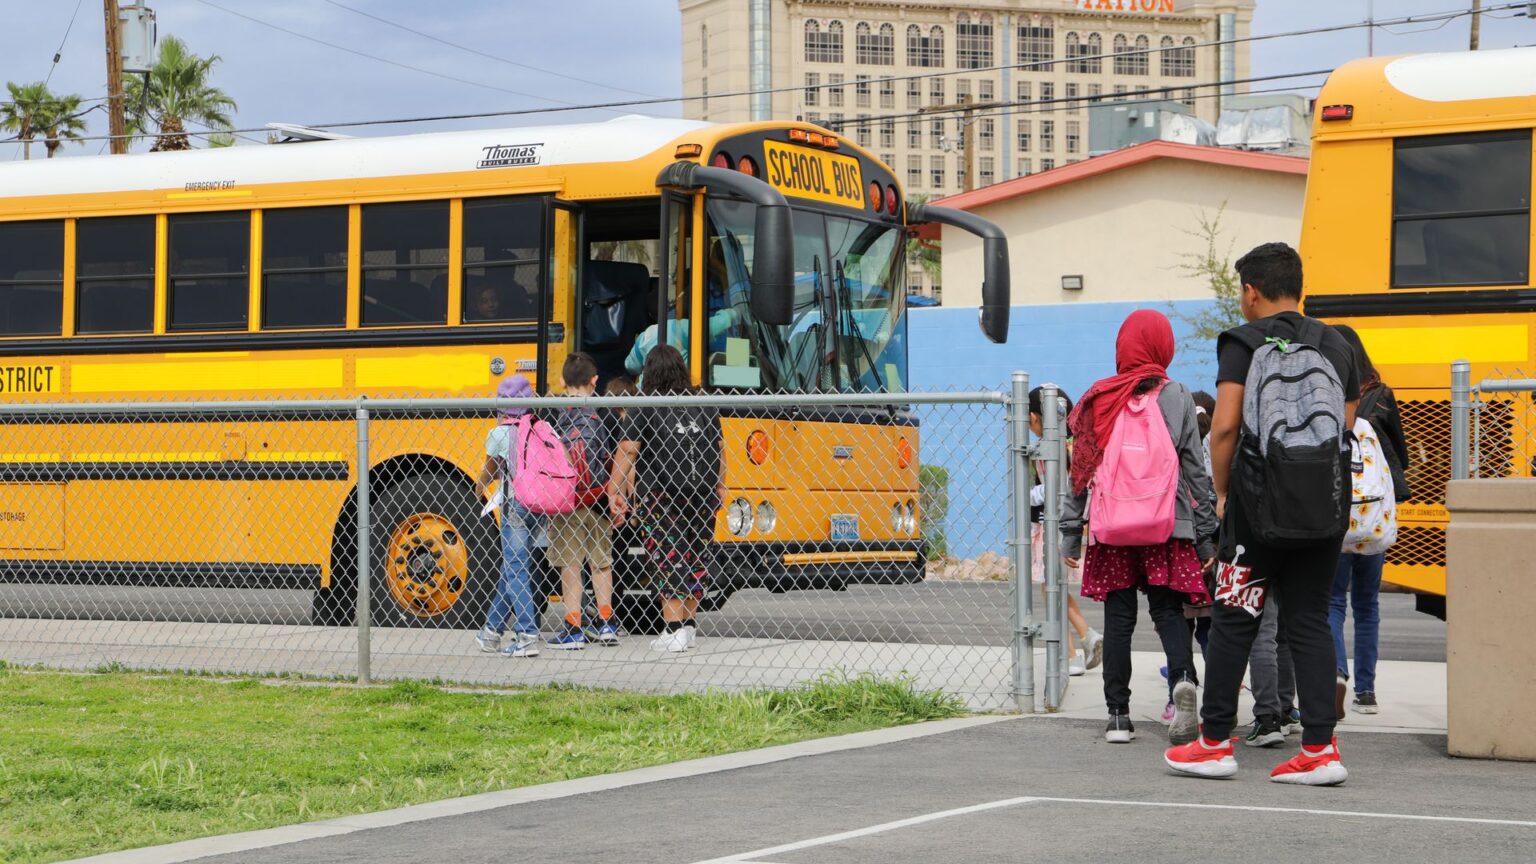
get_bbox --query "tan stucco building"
[927,140,1307,306]
[679,0,1256,195]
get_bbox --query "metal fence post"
[355,400,372,686]
[1008,371,1035,713]
[1451,359,1471,481]
[1040,383,1066,711]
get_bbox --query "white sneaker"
[1083,629,1104,670]
[683,624,697,649]
[649,629,689,653]
[474,627,501,653]
[1069,650,1086,677]
[501,632,540,658]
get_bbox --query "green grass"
[0,667,963,864]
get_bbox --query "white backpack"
[1344,417,1397,555]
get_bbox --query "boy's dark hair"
[640,345,692,395]
[1027,385,1074,420]
[604,375,637,397]
[1234,242,1303,302]
[562,351,599,388]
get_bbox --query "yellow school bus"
[0,117,1010,630]
[1302,47,1536,616]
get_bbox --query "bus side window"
[76,215,156,335]
[360,201,449,327]
[168,212,251,332]
[263,206,348,330]
[0,220,64,337]
[462,196,544,324]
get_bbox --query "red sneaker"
[1270,737,1348,786]
[1164,733,1237,779]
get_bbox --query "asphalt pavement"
[124,716,1534,864]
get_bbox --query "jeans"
[484,502,541,636]
[1102,585,1198,714]
[1202,540,1339,747]
[1248,593,1297,719]
[1331,552,1384,694]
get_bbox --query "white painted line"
[687,797,1039,864]
[66,715,1016,864]
[1027,796,1536,828]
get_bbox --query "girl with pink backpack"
[1060,310,1218,746]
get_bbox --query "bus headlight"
[891,503,905,533]
[755,501,777,534]
[728,498,754,537]
[904,500,918,535]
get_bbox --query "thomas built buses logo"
[477,143,544,169]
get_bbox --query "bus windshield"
[705,196,907,393]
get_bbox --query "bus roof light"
[788,129,810,143]
[674,143,704,158]
[1321,104,1354,122]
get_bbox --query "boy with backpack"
[1165,242,1360,786]
[1060,310,1217,746]
[546,352,619,649]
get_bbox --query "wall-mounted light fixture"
[1061,275,1084,291]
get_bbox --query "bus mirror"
[656,162,796,326]
[907,203,1010,344]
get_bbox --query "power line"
[43,0,88,87]
[318,0,658,99]
[189,0,602,110]
[32,1,1527,146]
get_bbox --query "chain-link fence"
[1451,362,1536,484]
[0,380,1078,711]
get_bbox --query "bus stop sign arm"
[907,203,1011,344]
[656,162,795,326]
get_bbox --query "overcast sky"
[3,0,1532,159]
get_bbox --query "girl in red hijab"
[1058,309,1218,747]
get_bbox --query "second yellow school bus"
[0,116,1010,630]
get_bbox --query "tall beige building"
[680,0,1256,194]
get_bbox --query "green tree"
[905,193,941,293]
[37,94,88,158]
[1,81,54,160]
[126,35,237,152]
[1169,206,1243,360]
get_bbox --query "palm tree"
[37,94,88,158]
[1,81,54,160]
[126,35,237,152]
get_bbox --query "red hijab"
[1067,309,1175,494]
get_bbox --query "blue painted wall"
[909,300,1219,560]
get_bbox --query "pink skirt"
[1080,539,1210,604]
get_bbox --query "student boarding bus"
[0,116,1010,630]
[1302,47,1536,618]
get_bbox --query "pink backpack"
[1088,383,1179,547]
[510,415,578,515]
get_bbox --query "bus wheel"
[371,475,495,629]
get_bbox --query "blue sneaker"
[595,620,619,645]
[1159,665,1169,681]
[547,623,587,650]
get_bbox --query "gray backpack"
[1229,318,1351,545]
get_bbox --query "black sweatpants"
[1103,585,1198,714]
[1201,539,1339,746]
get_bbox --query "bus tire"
[369,474,497,630]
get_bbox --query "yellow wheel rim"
[385,512,470,619]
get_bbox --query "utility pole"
[103,0,127,154]
[1367,0,1375,56]
[1471,0,1483,50]
[920,96,1003,192]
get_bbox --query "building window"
[806,112,822,125]
[906,78,922,108]
[1089,83,1103,104]
[930,155,946,190]
[907,155,922,188]
[1066,121,1080,154]
[701,24,708,68]
[1018,17,1054,65]
[805,73,820,107]
[1133,35,1150,76]
[855,114,872,147]
[979,156,995,186]
[1016,119,1031,152]
[263,206,348,330]
[979,79,994,101]
[930,118,945,149]
[880,77,895,108]
[979,118,995,151]
[1067,32,1101,74]
[168,211,251,332]
[957,79,972,101]
[1114,34,1148,76]
[880,152,895,171]
[856,22,895,65]
[1041,82,1054,107]
[829,73,844,107]
[1017,157,1032,176]
[856,75,871,107]
[956,12,994,70]
[907,24,944,68]
[1162,36,1196,78]
[1066,83,1079,115]
[805,19,844,64]
[1113,84,1127,101]
[701,78,709,117]
[1016,80,1031,103]
[880,117,895,148]
[929,76,945,106]
[1041,120,1055,152]
[1181,88,1196,110]
[1041,158,1055,171]
[0,220,63,336]
[907,121,921,148]
[829,112,843,131]
[361,200,449,327]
